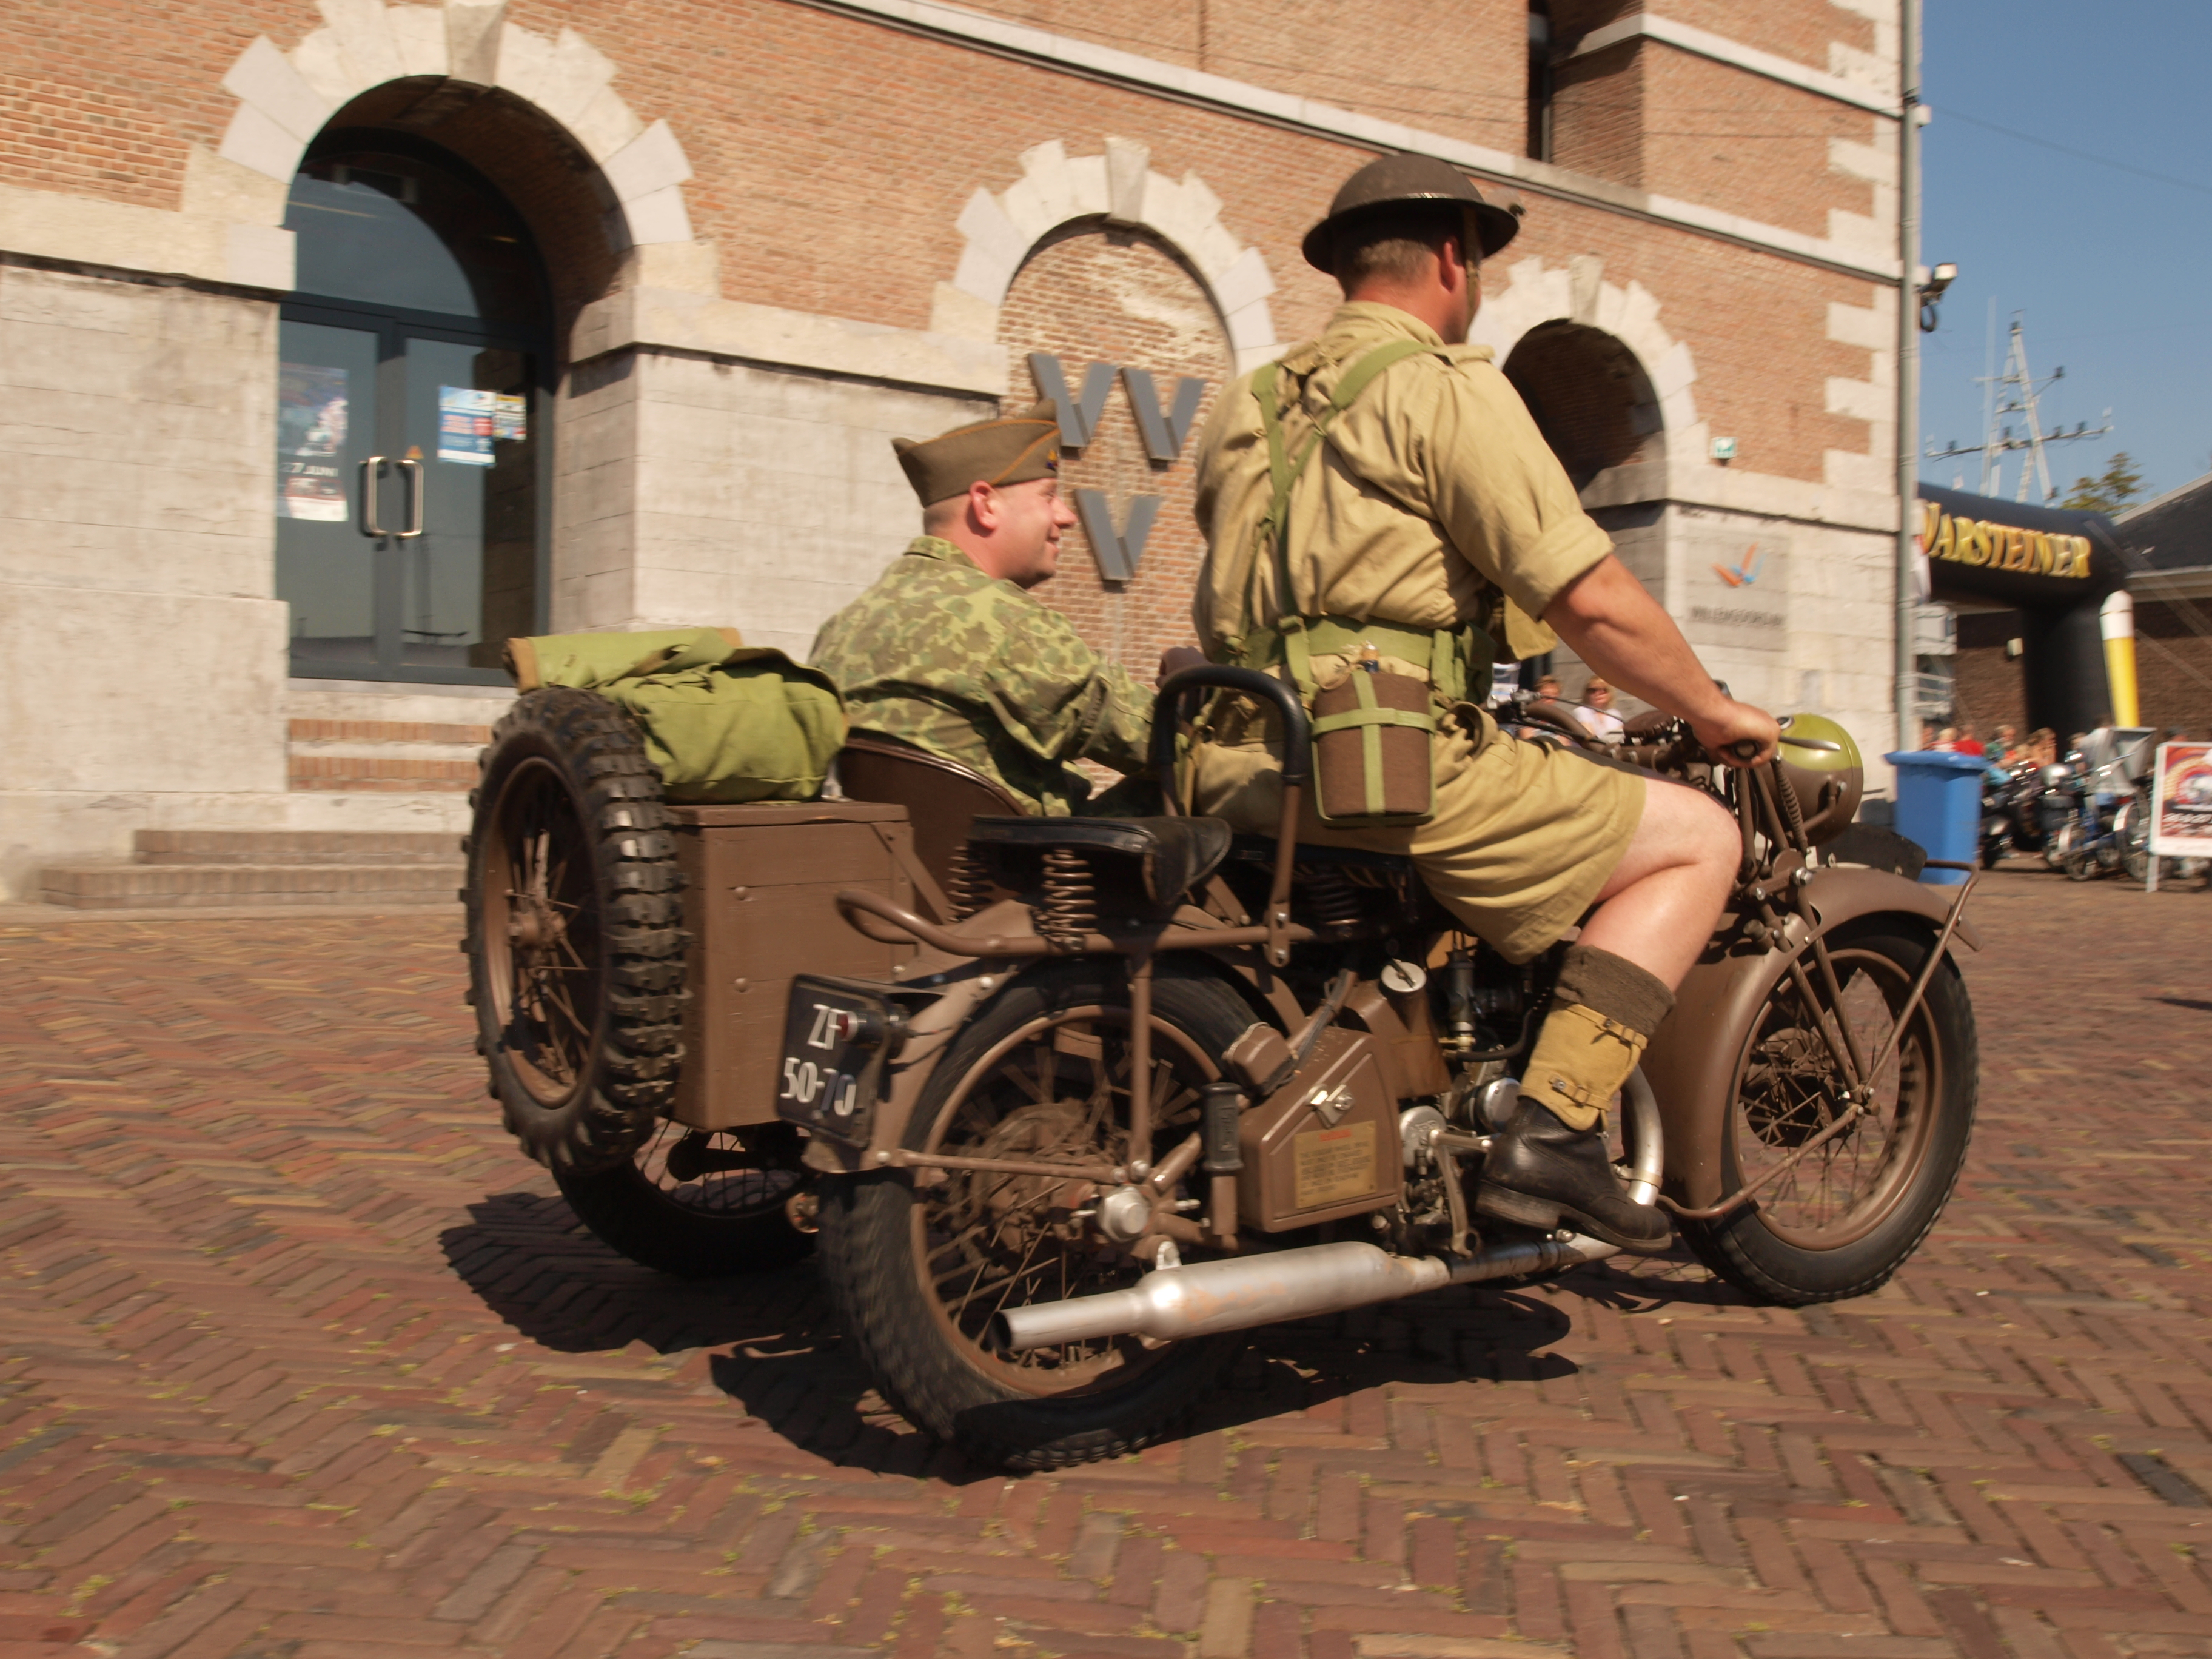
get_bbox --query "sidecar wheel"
[464,688,688,1175]
[817,962,1250,1470]
[555,1119,813,1277]
[1680,923,1976,1306]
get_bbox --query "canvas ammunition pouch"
[1228,340,1492,827]
[506,627,846,803]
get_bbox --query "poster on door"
[276,363,349,521]
[438,386,526,466]
[2149,742,2212,857]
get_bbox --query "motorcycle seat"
[967,815,1235,906]
[1227,836,1416,876]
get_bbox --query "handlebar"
[1150,665,1313,809]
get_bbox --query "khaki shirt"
[809,537,1154,817]
[1193,303,1612,662]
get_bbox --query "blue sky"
[1919,0,2212,506]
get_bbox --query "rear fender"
[1639,866,1976,1207]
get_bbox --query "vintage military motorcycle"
[464,670,1980,1470]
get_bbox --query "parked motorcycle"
[464,672,1982,1470]
[2054,728,2157,882]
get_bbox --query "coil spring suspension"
[945,846,984,921]
[1300,865,1363,930]
[1038,847,1097,949]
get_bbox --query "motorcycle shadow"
[441,1193,1749,1480]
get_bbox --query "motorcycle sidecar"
[461,686,1019,1276]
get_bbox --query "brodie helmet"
[1775,713,1863,845]
[1302,154,1523,274]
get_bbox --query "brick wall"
[994,223,1224,682]
[1956,602,2212,742]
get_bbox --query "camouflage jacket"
[809,538,1156,817]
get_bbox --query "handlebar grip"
[1151,666,1313,803]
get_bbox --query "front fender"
[1639,866,1976,1207]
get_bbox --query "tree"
[2060,451,2144,514]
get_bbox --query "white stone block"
[1105,136,1150,224]
[1826,299,1887,351]
[1651,340,1698,402]
[1210,246,1275,317]
[495,22,555,110]
[1065,155,1108,217]
[290,28,369,106]
[1825,449,1892,493]
[951,188,1025,305]
[603,119,694,204]
[1192,222,1241,281]
[445,0,507,85]
[1224,298,1276,364]
[217,102,307,183]
[568,82,643,164]
[226,223,295,290]
[998,175,1056,247]
[1826,375,1888,423]
[181,143,291,227]
[1018,139,1073,227]
[626,238,719,295]
[222,35,332,142]
[1618,280,1661,349]
[1829,136,1896,187]
[534,29,617,126]
[1139,175,1203,261]
[1179,170,1222,233]
[389,5,449,78]
[929,282,999,344]
[621,184,692,247]
[317,0,406,90]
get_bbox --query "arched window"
[275,132,551,682]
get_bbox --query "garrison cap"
[1302,153,1523,273]
[894,402,1062,506]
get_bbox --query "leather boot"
[1475,1098,1671,1253]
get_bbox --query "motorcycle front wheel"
[817,961,1250,1470]
[1680,922,1977,1305]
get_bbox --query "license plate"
[776,976,900,1144]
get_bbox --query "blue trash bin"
[1882,750,1985,883]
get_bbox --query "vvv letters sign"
[1029,353,1207,583]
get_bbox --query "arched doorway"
[275,131,552,683]
[1501,320,1663,490]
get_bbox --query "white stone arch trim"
[930,138,1279,375]
[1468,254,1711,468]
[211,0,702,255]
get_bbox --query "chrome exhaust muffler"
[993,1232,1622,1351]
[993,1070,1664,1354]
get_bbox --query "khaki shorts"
[1191,706,1644,963]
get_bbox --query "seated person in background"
[811,404,1165,817]
[1575,676,1625,744]
[1931,726,1959,751]
[1990,723,2019,766]
[1532,673,1563,702]
[2026,728,2057,768]
[1953,723,1985,757]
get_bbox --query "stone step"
[287,717,489,793]
[38,862,463,910]
[134,831,463,866]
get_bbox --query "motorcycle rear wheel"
[817,962,1248,1470]
[1680,923,1976,1305]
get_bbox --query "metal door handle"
[360,455,387,537]
[394,457,425,539]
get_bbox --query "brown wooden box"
[667,802,919,1130]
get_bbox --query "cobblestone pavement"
[2,868,2210,1659]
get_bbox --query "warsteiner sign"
[1917,500,2094,580]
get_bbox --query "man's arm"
[1543,555,1778,764]
[988,606,1157,776]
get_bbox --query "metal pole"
[1894,0,1923,759]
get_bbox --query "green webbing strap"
[1245,338,1453,699]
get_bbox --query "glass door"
[275,319,383,674]
[276,312,541,682]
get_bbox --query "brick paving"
[1,869,2209,1659]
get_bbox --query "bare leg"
[1576,778,1739,990]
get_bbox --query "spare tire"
[464,688,688,1173]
